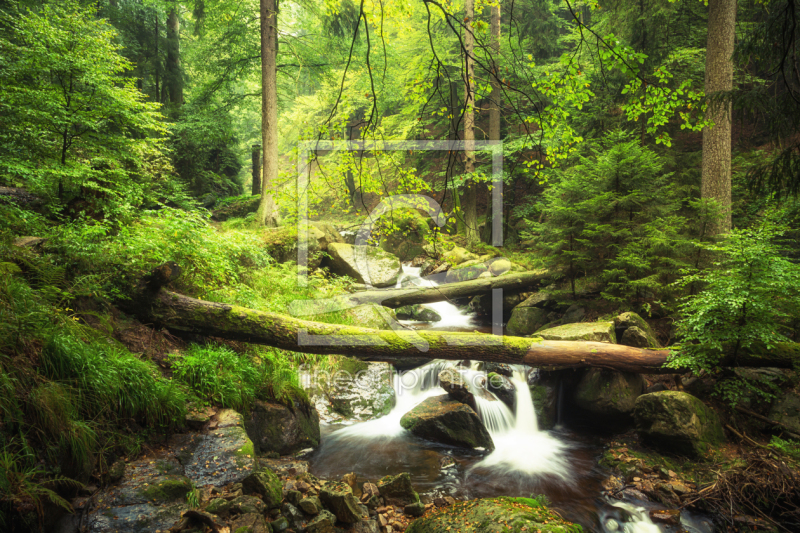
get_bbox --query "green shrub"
[40,335,187,428]
[171,343,307,411]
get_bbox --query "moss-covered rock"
[230,495,266,515]
[506,306,548,336]
[537,321,616,343]
[530,383,557,430]
[399,395,494,450]
[138,476,193,502]
[206,498,232,516]
[318,481,365,523]
[444,260,489,283]
[633,391,725,458]
[405,497,581,533]
[768,391,800,434]
[299,495,322,515]
[396,304,442,322]
[442,246,478,265]
[324,243,402,287]
[376,472,419,507]
[325,362,396,420]
[245,399,320,456]
[242,466,283,509]
[306,509,337,533]
[574,369,645,418]
[230,512,271,533]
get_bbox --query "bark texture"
[257,0,279,227]
[462,0,478,244]
[251,144,262,196]
[702,0,736,233]
[166,9,183,105]
[482,2,502,245]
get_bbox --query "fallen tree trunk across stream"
[339,269,550,308]
[125,263,674,373]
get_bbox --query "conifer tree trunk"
[256,0,279,227]
[462,0,478,244]
[251,144,261,196]
[702,0,736,233]
[483,1,501,244]
[166,8,183,105]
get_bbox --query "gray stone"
[620,326,659,348]
[376,472,419,507]
[325,243,402,287]
[319,481,365,523]
[245,399,320,456]
[306,510,337,533]
[633,391,725,458]
[574,369,645,417]
[537,321,616,343]
[299,495,322,515]
[488,258,512,276]
[400,396,494,451]
[560,304,585,324]
[506,307,548,336]
[769,391,800,434]
[444,261,489,283]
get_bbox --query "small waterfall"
[396,266,475,329]
[601,502,661,533]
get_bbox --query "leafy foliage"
[669,215,800,402]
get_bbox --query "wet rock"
[352,519,380,533]
[324,243,402,287]
[299,495,322,515]
[286,489,303,506]
[87,502,187,533]
[406,497,578,533]
[245,399,320,455]
[506,306,549,336]
[768,391,800,434]
[400,395,495,451]
[537,321,616,343]
[169,409,256,489]
[529,377,558,430]
[306,509,337,533]
[574,369,645,418]
[438,369,477,410]
[362,482,380,497]
[205,497,231,516]
[242,466,283,508]
[485,372,516,411]
[633,391,725,458]
[484,363,512,376]
[270,515,290,531]
[396,304,442,322]
[282,501,303,523]
[319,480,365,523]
[324,362,396,421]
[377,472,418,507]
[404,501,426,517]
[230,494,266,515]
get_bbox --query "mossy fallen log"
[287,270,550,319]
[124,265,673,373]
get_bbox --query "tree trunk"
[462,0,478,244]
[251,144,262,196]
[291,269,549,313]
[256,0,280,227]
[129,289,671,374]
[702,0,736,233]
[482,2,501,244]
[166,8,183,105]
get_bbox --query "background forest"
[3,0,800,532]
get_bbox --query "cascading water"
[396,265,475,329]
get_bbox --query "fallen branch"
[735,406,800,440]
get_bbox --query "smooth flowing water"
[308,266,710,532]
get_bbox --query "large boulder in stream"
[319,481,366,523]
[574,368,646,418]
[376,472,419,506]
[444,259,489,283]
[406,496,579,533]
[326,362,396,420]
[244,399,320,455]
[400,395,495,450]
[324,243,402,287]
[537,321,616,343]
[633,391,725,458]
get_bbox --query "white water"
[329,266,571,480]
[470,367,571,480]
[396,265,475,329]
[602,501,661,533]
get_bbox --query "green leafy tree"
[0,0,167,211]
[669,215,800,402]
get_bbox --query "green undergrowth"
[170,343,309,411]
